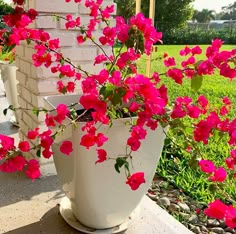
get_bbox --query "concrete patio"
[0,78,193,234]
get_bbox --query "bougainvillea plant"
[0,0,236,228]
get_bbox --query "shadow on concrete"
[0,121,19,135]
[4,205,127,234]
[0,171,64,209]
[4,205,82,234]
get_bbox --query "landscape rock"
[168,203,180,212]
[191,225,201,234]
[207,219,220,227]
[210,227,224,234]
[177,202,190,213]
[200,225,209,232]
[179,212,190,220]
[147,192,158,201]
[225,227,236,233]
[188,214,198,224]
[158,196,171,207]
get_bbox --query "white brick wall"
[35,15,57,29]
[16,0,115,158]
[60,47,97,61]
[29,0,78,13]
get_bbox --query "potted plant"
[0,0,236,232]
[0,47,18,125]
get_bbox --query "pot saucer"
[59,196,140,234]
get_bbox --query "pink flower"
[225,157,235,170]
[11,155,27,171]
[67,82,75,93]
[212,38,224,49]
[199,160,215,174]
[164,57,176,67]
[54,104,69,124]
[198,95,208,113]
[27,128,39,140]
[95,133,108,147]
[60,141,73,156]
[76,35,85,44]
[45,114,56,127]
[39,130,54,150]
[126,172,146,190]
[204,199,228,220]
[59,65,75,77]
[80,133,96,149]
[209,167,227,182]
[42,149,54,159]
[225,206,236,229]
[18,141,30,152]
[131,126,147,140]
[25,159,41,180]
[0,134,15,150]
[191,45,202,56]
[179,46,191,56]
[127,137,141,151]
[167,68,184,84]
[95,149,107,164]
[94,54,107,65]
[0,156,26,172]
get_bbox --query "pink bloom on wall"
[27,128,39,140]
[18,141,30,152]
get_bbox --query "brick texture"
[16,0,116,155]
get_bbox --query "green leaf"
[42,108,48,113]
[8,105,14,110]
[191,74,203,93]
[111,93,122,106]
[188,155,199,169]
[100,84,115,99]
[209,184,217,193]
[36,149,41,157]
[26,39,31,45]
[33,108,40,117]
[70,108,77,120]
[117,87,126,97]
[3,108,8,116]
[114,157,129,173]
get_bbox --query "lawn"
[137,44,236,206]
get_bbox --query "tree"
[221,1,236,20]
[114,0,135,22]
[193,9,215,23]
[115,0,194,34]
[142,0,194,34]
[0,0,14,29]
[192,9,200,22]
[0,0,14,18]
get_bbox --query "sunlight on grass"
[137,44,236,205]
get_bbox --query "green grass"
[137,45,236,206]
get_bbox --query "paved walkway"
[0,78,192,234]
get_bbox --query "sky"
[192,0,235,12]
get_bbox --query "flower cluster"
[204,200,236,228]
[0,0,236,227]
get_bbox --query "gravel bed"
[147,175,236,234]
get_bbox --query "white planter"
[45,94,166,233]
[0,62,19,124]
